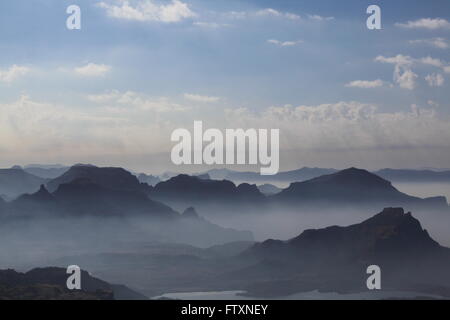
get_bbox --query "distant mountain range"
[204,167,337,183]
[137,173,161,187]
[0,165,448,216]
[0,165,253,247]
[198,167,450,184]
[257,184,282,196]
[149,174,267,212]
[0,267,146,300]
[375,169,450,183]
[22,164,69,179]
[271,168,448,211]
[0,168,47,200]
[148,168,448,213]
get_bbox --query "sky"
[0,0,450,173]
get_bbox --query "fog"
[393,182,450,202]
[1,180,450,298]
[0,214,251,271]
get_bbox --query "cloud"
[223,101,450,154]
[375,55,417,90]
[345,80,384,89]
[375,55,414,66]
[255,8,300,20]
[307,14,334,21]
[409,38,449,49]
[97,0,196,23]
[0,94,186,163]
[393,65,418,90]
[396,18,450,30]
[0,65,30,83]
[183,93,220,103]
[425,73,445,87]
[193,22,231,28]
[89,90,188,112]
[419,56,444,68]
[2,95,450,169]
[267,39,303,47]
[74,63,111,77]
[375,54,450,89]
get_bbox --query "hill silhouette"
[272,168,448,210]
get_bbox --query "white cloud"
[97,0,196,23]
[425,73,445,87]
[223,101,450,155]
[394,65,418,90]
[89,90,188,112]
[267,39,303,47]
[0,65,30,83]
[409,38,449,49]
[255,8,300,20]
[375,54,450,89]
[420,56,444,68]
[375,55,414,66]
[0,95,183,162]
[345,80,384,89]
[74,63,111,77]
[396,18,450,30]
[375,55,417,90]
[307,14,334,21]
[2,95,450,169]
[87,90,122,103]
[183,93,220,103]
[193,22,230,28]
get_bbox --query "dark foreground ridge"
[0,267,147,300]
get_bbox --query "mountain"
[1,180,253,247]
[257,184,282,196]
[46,164,152,194]
[272,168,448,210]
[375,169,450,183]
[205,167,450,185]
[238,207,450,297]
[53,208,450,299]
[23,165,69,179]
[137,173,161,187]
[3,179,176,219]
[150,174,266,212]
[205,167,337,183]
[249,207,441,260]
[0,168,48,199]
[0,267,146,300]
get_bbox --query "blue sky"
[0,0,450,172]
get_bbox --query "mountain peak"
[46,165,150,194]
[182,207,200,219]
[274,167,415,206]
[16,184,54,203]
[288,207,440,256]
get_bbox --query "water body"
[153,290,444,300]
